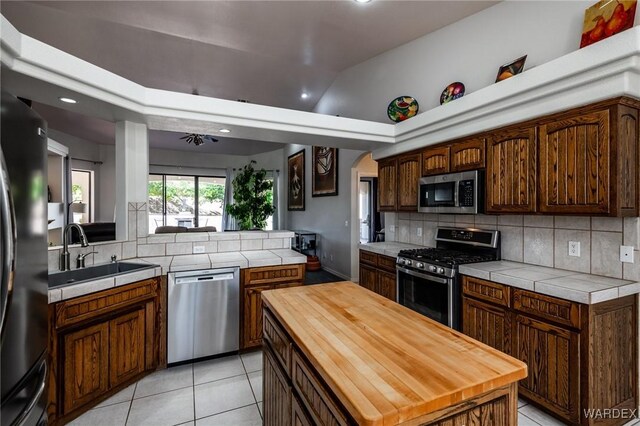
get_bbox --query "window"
[71,169,93,223]
[148,174,226,233]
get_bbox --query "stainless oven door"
[397,266,454,328]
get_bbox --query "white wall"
[283,144,368,279]
[315,1,640,122]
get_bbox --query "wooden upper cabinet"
[397,153,421,210]
[377,158,397,211]
[486,126,537,213]
[451,138,486,172]
[422,146,450,176]
[539,109,611,215]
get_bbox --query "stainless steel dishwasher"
[168,267,239,364]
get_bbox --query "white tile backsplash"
[386,212,636,280]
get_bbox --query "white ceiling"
[1,0,497,153]
[32,102,286,155]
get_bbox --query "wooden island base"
[262,282,527,426]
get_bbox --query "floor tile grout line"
[518,410,545,426]
[194,371,249,387]
[124,382,138,426]
[193,402,258,422]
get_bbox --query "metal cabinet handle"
[0,148,16,345]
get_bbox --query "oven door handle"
[396,266,450,284]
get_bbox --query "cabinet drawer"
[359,250,377,267]
[513,289,581,329]
[54,278,159,329]
[462,276,510,307]
[292,350,348,426]
[244,264,305,286]
[264,310,292,375]
[377,254,396,273]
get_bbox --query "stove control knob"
[429,265,437,272]
[398,258,405,265]
[437,267,445,274]
[416,262,424,269]
[405,260,412,266]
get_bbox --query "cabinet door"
[377,158,397,211]
[109,309,146,388]
[462,297,511,354]
[377,270,397,302]
[422,146,450,176]
[292,396,313,426]
[264,345,292,426]
[539,109,610,214]
[63,322,109,414]
[451,138,486,172]
[358,265,377,293]
[243,284,274,349]
[397,153,421,211]
[487,126,537,213]
[514,314,579,424]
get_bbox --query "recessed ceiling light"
[301,92,309,99]
[219,128,231,133]
[355,0,372,3]
[59,97,77,104]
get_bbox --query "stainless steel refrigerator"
[0,91,48,426]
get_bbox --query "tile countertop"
[48,249,307,304]
[459,261,640,305]
[358,241,427,258]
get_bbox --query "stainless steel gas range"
[396,227,500,330]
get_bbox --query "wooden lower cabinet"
[62,322,110,414]
[358,250,397,301]
[264,344,292,426]
[461,275,638,426]
[462,296,511,355]
[514,314,579,422]
[49,277,162,425]
[241,264,305,350]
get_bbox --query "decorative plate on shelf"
[387,96,419,123]
[440,82,465,105]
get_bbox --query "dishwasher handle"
[174,272,235,285]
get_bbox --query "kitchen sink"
[48,262,155,289]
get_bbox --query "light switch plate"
[389,225,395,233]
[620,245,634,263]
[568,241,581,257]
[193,246,205,254]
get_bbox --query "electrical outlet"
[417,227,423,237]
[345,220,349,227]
[620,245,635,263]
[330,254,334,261]
[389,225,395,233]
[568,241,581,257]
[193,246,205,254]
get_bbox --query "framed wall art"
[312,147,338,197]
[287,149,305,211]
[580,0,637,48]
[495,55,527,82]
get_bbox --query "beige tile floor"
[70,350,640,426]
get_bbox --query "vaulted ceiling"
[1,1,497,152]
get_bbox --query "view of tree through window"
[148,174,226,233]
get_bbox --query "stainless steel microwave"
[418,170,483,214]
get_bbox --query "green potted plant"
[226,161,275,230]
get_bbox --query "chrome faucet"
[60,223,89,271]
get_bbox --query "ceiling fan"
[180,133,219,146]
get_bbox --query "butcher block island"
[261,282,527,426]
